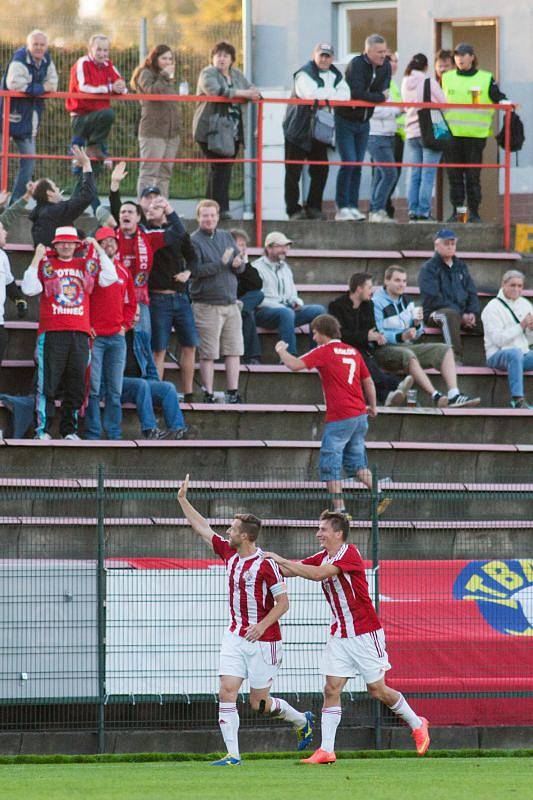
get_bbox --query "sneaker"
[211,754,241,766]
[385,376,413,406]
[335,207,355,221]
[34,432,52,440]
[510,398,533,409]
[162,428,187,440]
[349,207,366,221]
[142,428,165,439]
[397,375,414,396]
[63,433,81,441]
[432,392,449,408]
[369,209,395,223]
[296,711,315,751]
[412,717,430,756]
[301,748,336,764]
[408,212,419,222]
[447,393,481,408]
[224,391,243,404]
[305,207,326,220]
[183,393,195,403]
[288,209,307,220]
[203,391,216,404]
[376,494,392,516]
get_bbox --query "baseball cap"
[52,225,81,244]
[435,229,458,241]
[95,226,118,242]
[140,186,161,198]
[314,43,334,56]
[454,43,475,56]
[265,231,292,247]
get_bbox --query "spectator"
[442,43,508,223]
[419,229,482,363]
[108,162,159,227]
[0,219,28,363]
[122,308,191,439]
[21,228,118,439]
[401,53,446,222]
[275,314,390,516]
[0,183,34,227]
[84,226,136,440]
[29,146,97,246]
[190,199,244,403]
[1,30,58,204]
[328,272,413,405]
[145,198,199,398]
[193,41,261,220]
[367,76,401,223]
[131,44,180,198]
[373,265,480,408]
[231,228,263,365]
[434,49,454,85]
[253,232,325,355]
[283,42,349,220]
[335,34,391,222]
[481,270,533,409]
[384,51,405,219]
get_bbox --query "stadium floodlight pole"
[242,0,254,219]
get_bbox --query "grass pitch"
[0,755,530,800]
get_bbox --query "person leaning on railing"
[192,40,261,220]
[130,44,181,199]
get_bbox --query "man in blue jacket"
[1,30,58,204]
[418,230,482,363]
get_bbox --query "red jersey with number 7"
[300,339,370,422]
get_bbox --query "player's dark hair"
[349,272,373,293]
[320,509,350,541]
[384,264,406,281]
[311,313,341,340]
[235,513,262,542]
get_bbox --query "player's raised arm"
[177,474,217,548]
[263,551,341,582]
[275,340,307,371]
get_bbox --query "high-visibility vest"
[389,79,405,140]
[442,69,495,138]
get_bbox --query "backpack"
[495,110,525,152]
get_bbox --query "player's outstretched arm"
[264,551,341,582]
[177,474,216,547]
[275,340,306,372]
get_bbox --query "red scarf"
[116,227,153,304]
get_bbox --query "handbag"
[311,100,336,147]
[207,112,236,157]
[418,78,453,151]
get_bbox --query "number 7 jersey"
[300,339,370,421]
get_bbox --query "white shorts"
[218,630,283,689]
[320,629,391,685]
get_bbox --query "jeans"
[150,292,200,352]
[10,137,36,204]
[404,136,442,217]
[135,302,152,338]
[84,333,127,439]
[240,289,264,360]
[255,303,326,355]
[487,348,533,399]
[367,135,396,212]
[319,414,369,481]
[122,377,185,433]
[335,116,369,209]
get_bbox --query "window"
[338,1,397,61]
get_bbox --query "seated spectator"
[146,198,199,398]
[367,90,401,223]
[231,228,263,364]
[253,232,325,355]
[419,229,482,363]
[190,199,244,403]
[131,44,180,198]
[0,219,28,363]
[84,226,136,440]
[328,272,413,405]
[122,308,192,439]
[1,30,58,204]
[373,265,480,407]
[193,41,261,220]
[29,146,97,246]
[283,42,349,220]
[21,228,118,439]
[481,270,533,409]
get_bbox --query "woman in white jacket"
[481,270,533,408]
[367,96,402,222]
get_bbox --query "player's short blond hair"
[235,513,262,541]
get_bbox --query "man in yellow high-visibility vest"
[442,43,508,223]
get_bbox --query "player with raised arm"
[264,510,429,764]
[177,474,314,766]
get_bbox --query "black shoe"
[288,209,307,220]
[408,212,419,222]
[225,391,243,404]
[468,213,482,223]
[447,393,481,408]
[142,428,165,439]
[447,211,459,223]
[305,207,326,220]
[203,391,216,403]
[417,214,436,222]
[243,357,261,365]
[183,392,195,403]
[162,428,186,440]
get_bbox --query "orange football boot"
[301,748,336,764]
[412,717,430,756]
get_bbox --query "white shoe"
[385,374,414,406]
[397,375,414,395]
[349,207,366,221]
[335,207,356,221]
[63,433,81,441]
[34,432,52,440]
[369,209,394,223]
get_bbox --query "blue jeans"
[135,302,152,338]
[404,136,442,217]
[367,135,396,212]
[10,137,36,204]
[255,303,326,355]
[335,116,370,209]
[150,292,200,352]
[319,414,369,481]
[487,348,533,399]
[240,289,264,360]
[122,377,185,433]
[84,333,127,439]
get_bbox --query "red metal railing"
[0,90,515,249]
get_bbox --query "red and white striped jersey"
[212,534,286,642]
[302,543,381,637]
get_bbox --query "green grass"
[0,757,530,800]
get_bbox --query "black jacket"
[328,293,376,354]
[336,54,391,123]
[283,60,344,151]
[237,262,262,298]
[419,252,480,320]
[30,171,97,246]
[148,224,197,293]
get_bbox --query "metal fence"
[1,466,531,751]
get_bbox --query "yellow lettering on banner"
[519,559,533,582]
[464,574,507,597]
[482,561,523,590]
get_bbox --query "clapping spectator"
[131,45,181,198]
[481,270,533,409]
[1,30,58,204]
[231,228,263,364]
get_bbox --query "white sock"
[270,696,307,728]
[218,702,240,757]
[448,388,459,400]
[320,706,341,752]
[390,694,421,730]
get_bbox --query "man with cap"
[283,43,349,220]
[418,230,482,363]
[442,43,508,223]
[21,226,118,439]
[84,226,137,439]
[253,232,326,355]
